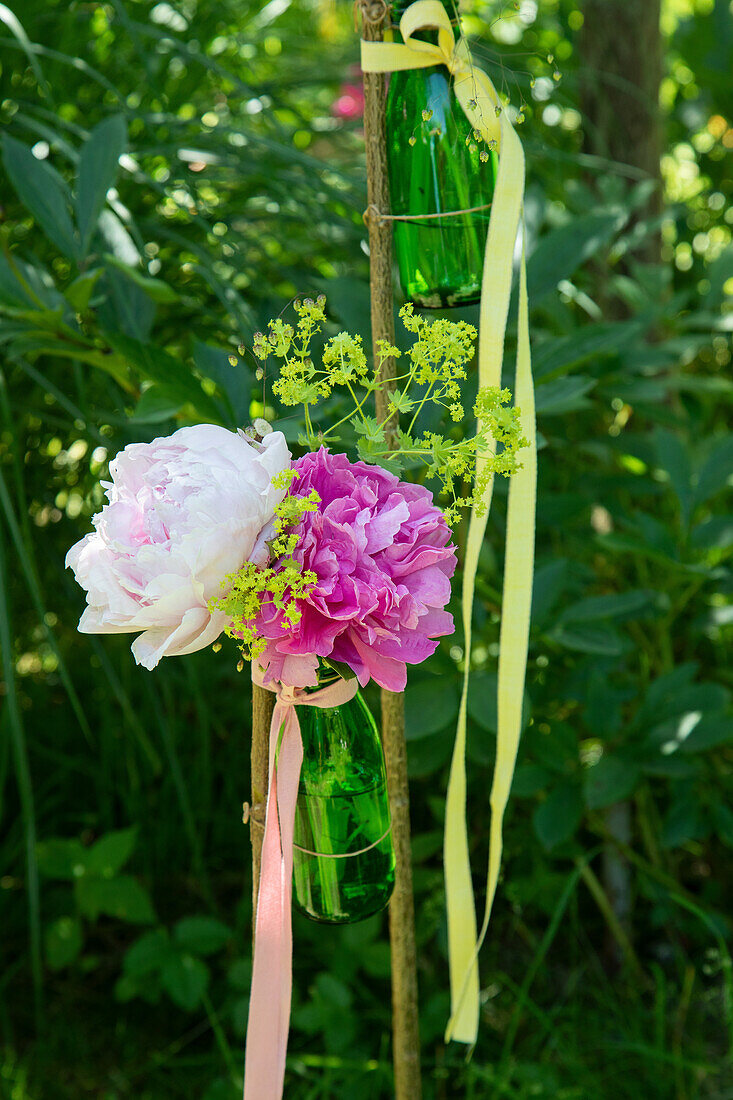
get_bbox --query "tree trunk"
[579,0,663,967]
[580,0,663,257]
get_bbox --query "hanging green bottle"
[292,686,395,924]
[384,1,497,308]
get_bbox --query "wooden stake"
[251,683,273,928]
[249,7,422,1094]
[360,3,423,1096]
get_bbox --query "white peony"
[66,424,291,669]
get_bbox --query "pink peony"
[66,425,291,669]
[254,448,457,692]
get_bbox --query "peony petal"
[252,446,457,689]
[66,424,292,660]
[131,606,212,669]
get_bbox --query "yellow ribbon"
[361,0,537,1045]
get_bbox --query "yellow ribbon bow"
[361,0,537,1045]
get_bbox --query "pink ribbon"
[244,665,358,1100]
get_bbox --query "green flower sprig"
[208,467,320,662]
[253,297,527,524]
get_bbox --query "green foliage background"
[0,0,731,1097]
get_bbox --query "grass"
[3,906,732,1099]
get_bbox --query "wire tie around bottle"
[356,1,459,32]
[242,800,265,826]
[363,201,493,227]
[244,804,392,859]
[356,0,389,32]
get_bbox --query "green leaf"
[467,669,531,734]
[690,516,733,550]
[45,916,83,970]
[161,952,210,1010]
[387,388,415,413]
[353,416,386,444]
[654,429,693,522]
[537,493,588,527]
[0,4,53,101]
[584,756,640,810]
[227,958,252,992]
[193,340,251,426]
[644,684,729,731]
[36,838,88,879]
[322,658,357,682]
[527,210,627,302]
[467,670,498,733]
[711,801,733,848]
[292,973,355,1052]
[98,208,140,266]
[115,974,143,1003]
[129,386,185,424]
[694,436,733,506]
[677,715,733,754]
[531,558,571,627]
[101,267,156,341]
[410,829,444,862]
[77,115,127,254]
[406,730,453,779]
[534,376,596,416]
[65,268,104,312]
[583,672,631,738]
[2,135,79,259]
[526,722,578,773]
[123,928,172,977]
[511,764,553,797]
[313,275,370,336]
[404,678,459,739]
[0,252,38,309]
[115,971,162,1006]
[75,874,156,924]
[466,720,496,768]
[550,622,626,656]
[595,532,679,568]
[560,590,654,624]
[532,321,642,381]
[662,796,707,849]
[104,254,179,303]
[104,331,223,422]
[205,1081,243,1100]
[641,756,700,779]
[532,782,583,851]
[635,663,698,729]
[85,827,138,878]
[173,916,232,956]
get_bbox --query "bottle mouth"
[300,657,358,692]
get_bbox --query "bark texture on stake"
[360,3,422,1096]
[251,683,274,929]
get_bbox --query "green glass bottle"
[384,3,497,307]
[292,686,395,924]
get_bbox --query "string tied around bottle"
[362,0,537,1049]
[363,200,493,228]
[242,663,358,1100]
[244,800,392,858]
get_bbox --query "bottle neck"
[307,659,355,692]
[389,0,459,33]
